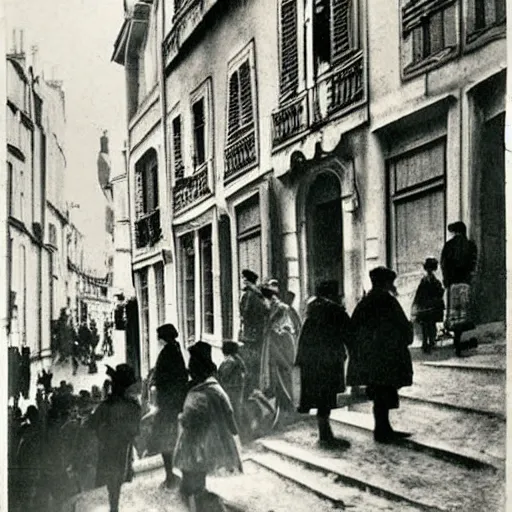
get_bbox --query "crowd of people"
[7,220,479,512]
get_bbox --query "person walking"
[173,342,243,512]
[238,269,269,395]
[296,280,351,448]
[440,221,478,356]
[347,267,413,444]
[411,258,445,353]
[259,283,297,414]
[88,364,141,512]
[150,323,188,488]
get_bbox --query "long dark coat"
[411,274,445,323]
[239,283,268,344]
[295,297,351,412]
[150,341,188,454]
[347,289,413,389]
[440,234,477,286]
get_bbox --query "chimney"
[20,30,24,54]
[100,130,109,154]
[12,29,16,53]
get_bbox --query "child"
[88,364,141,512]
[411,258,445,354]
[218,341,247,440]
[174,342,243,511]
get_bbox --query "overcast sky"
[5,0,127,271]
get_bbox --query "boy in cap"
[411,258,445,353]
[174,342,242,511]
[88,364,141,512]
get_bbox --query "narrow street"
[69,338,506,512]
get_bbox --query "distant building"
[113,0,506,374]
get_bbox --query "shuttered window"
[236,195,262,282]
[135,149,159,216]
[331,0,353,66]
[279,0,299,100]
[172,116,184,181]
[138,268,150,372]
[192,98,206,169]
[181,234,195,344]
[468,0,506,33]
[388,139,446,276]
[227,60,254,144]
[154,262,165,326]
[200,225,214,335]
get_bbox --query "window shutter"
[193,99,206,167]
[239,60,253,127]
[280,0,299,100]
[227,71,240,143]
[135,170,144,218]
[151,163,159,210]
[172,116,184,181]
[331,0,353,66]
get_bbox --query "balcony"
[135,208,162,248]
[173,164,211,213]
[271,52,366,149]
[224,128,257,182]
[271,92,309,148]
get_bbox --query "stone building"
[113,0,506,373]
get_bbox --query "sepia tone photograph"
[1,0,510,510]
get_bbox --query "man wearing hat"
[296,280,352,448]
[239,269,269,394]
[150,323,188,488]
[411,258,445,353]
[347,267,413,443]
[440,221,478,356]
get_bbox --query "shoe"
[468,337,478,349]
[374,430,410,444]
[319,437,351,450]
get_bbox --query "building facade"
[114,0,506,374]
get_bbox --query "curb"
[421,361,505,373]
[258,439,446,512]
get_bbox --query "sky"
[5,0,127,271]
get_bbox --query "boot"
[373,405,411,443]
[317,416,350,449]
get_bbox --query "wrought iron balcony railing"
[271,92,309,148]
[173,164,211,213]
[135,208,161,249]
[224,127,257,182]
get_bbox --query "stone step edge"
[247,453,347,507]
[330,409,502,470]
[421,361,505,373]
[399,392,506,421]
[258,439,446,512]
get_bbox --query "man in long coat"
[440,221,478,356]
[150,323,188,488]
[295,280,351,448]
[347,267,413,443]
[238,269,269,395]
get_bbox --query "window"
[227,60,254,144]
[7,162,13,217]
[236,195,262,281]
[401,0,458,76]
[49,223,57,246]
[138,268,150,371]
[181,234,195,344]
[171,115,184,181]
[388,140,446,275]
[155,262,165,326]
[279,0,299,101]
[200,225,214,334]
[466,0,506,39]
[135,149,159,217]
[192,98,206,169]
[313,0,355,76]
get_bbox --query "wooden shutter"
[151,162,159,210]
[134,170,144,218]
[193,99,206,167]
[227,71,240,143]
[172,116,184,180]
[280,0,299,100]
[239,60,253,127]
[331,0,352,66]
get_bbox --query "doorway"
[474,113,506,324]
[305,172,343,297]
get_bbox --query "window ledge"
[464,21,506,53]
[402,46,458,81]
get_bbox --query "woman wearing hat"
[88,364,141,512]
[411,258,445,353]
[150,323,188,488]
[174,342,242,511]
[347,267,413,443]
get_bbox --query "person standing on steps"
[238,269,269,395]
[150,323,189,488]
[411,258,445,354]
[295,280,352,449]
[347,267,413,444]
[441,221,478,357]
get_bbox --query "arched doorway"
[304,172,343,297]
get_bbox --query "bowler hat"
[242,269,258,284]
[316,280,339,299]
[106,363,137,390]
[423,258,438,271]
[189,341,217,375]
[222,340,242,355]
[369,266,397,284]
[157,323,178,342]
[448,221,467,235]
